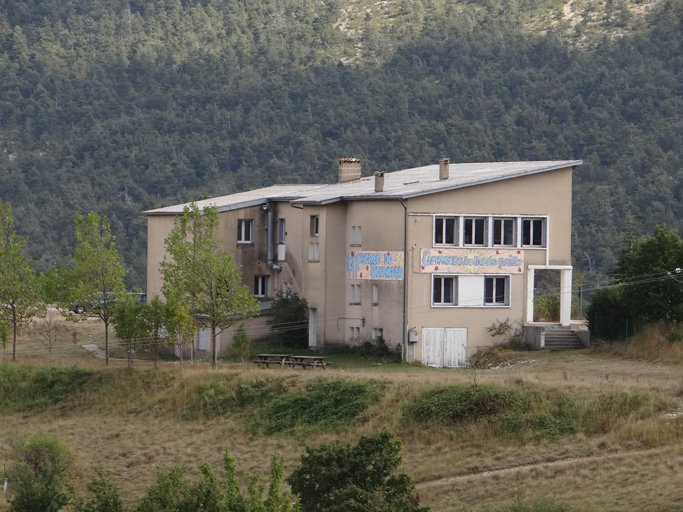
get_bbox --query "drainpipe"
[266,201,282,272]
[399,198,408,361]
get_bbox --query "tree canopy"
[160,202,258,367]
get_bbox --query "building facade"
[146,158,581,365]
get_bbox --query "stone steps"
[544,328,586,351]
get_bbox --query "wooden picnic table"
[289,355,328,370]
[253,354,292,369]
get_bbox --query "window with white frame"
[237,219,253,243]
[522,218,546,247]
[350,226,362,246]
[372,328,384,340]
[372,285,378,305]
[434,216,458,245]
[433,275,457,306]
[350,284,361,304]
[464,217,487,246]
[254,275,269,297]
[278,219,286,244]
[349,326,360,341]
[308,242,319,262]
[493,218,516,246]
[484,276,509,306]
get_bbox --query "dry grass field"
[3,319,683,511]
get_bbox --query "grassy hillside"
[0,0,682,286]
[2,351,683,510]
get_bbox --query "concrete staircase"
[544,326,586,351]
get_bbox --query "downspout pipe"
[399,198,408,361]
[266,201,282,272]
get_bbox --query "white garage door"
[421,328,468,368]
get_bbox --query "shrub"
[72,471,124,512]
[231,323,251,364]
[287,429,428,512]
[586,287,633,340]
[255,379,382,434]
[666,323,683,342]
[267,289,309,348]
[7,431,75,512]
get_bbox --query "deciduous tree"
[0,202,44,361]
[160,202,258,368]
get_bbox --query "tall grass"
[403,383,672,440]
[596,323,683,363]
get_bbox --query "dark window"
[522,218,545,247]
[433,276,457,305]
[493,218,515,246]
[434,217,458,245]
[484,277,508,305]
[237,219,253,243]
[464,217,486,245]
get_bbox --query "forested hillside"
[1,0,682,287]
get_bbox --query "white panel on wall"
[443,328,468,367]
[421,328,444,367]
[459,275,485,306]
[199,329,207,351]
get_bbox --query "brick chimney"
[374,171,385,193]
[339,158,361,182]
[439,158,450,180]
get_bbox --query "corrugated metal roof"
[145,160,581,214]
[290,160,581,205]
[144,184,322,215]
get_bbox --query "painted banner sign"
[420,248,524,274]
[347,251,404,280]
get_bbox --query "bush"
[255,379,382,434]
[267,290,309,348]
[586,287,633,340]
[7,431,75,512]
[666,323,683,342]
[287,429,428,512]
[231,323,251,364]
[358,335,399,360]
[72,471,124,512]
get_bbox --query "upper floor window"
[433,275,457,306]
[464,217,487,246]
[522,218,546,247]
[434,216,458,246]
[237,219,253,243]
[278,219,286,244]
[484,276,509,306]
[493,218,516,246]
[310,216,319,237]
[254,275,269,297]
[308,242,319,262]
[350,284,361,304]
[351,226,362,246]
[372,284,379,305]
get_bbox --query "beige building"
[146,158,581,365]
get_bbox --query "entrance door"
[421,328,468,367]
[308,308,317,348]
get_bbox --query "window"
[372,328,384,340]
[254,276,269,297]
[372,285,378,305]
[485,276,509,306]
[434,216,458,245]
[237,219,253,243]
[351,226,362,246]
[433,276,457,306]
[350,326,360,341]
[464,217,487,246]
[522,218,546,247]
[310,216,319,237]
[308,242,319,262]
[493,218,516,246]
[278,219,286,244]
[350,284,361,304]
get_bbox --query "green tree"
[160,202,258,368]
[7,431,74,512]
[142,295,166,368]
[111,296,146,367]
[69,213,128,365]
[267,290,309,349]
[72,471,124,512]
[232,323,252,366]
[615,226,683,324]
[164,297,197,369]
[287,429,428,512]
[0,202,44,361]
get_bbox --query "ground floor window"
[485,276,509,305]
[349,326,360,341]
[433,275,457,306]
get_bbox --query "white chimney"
[439,158,450,180]
[374,171,385,193]
[339,158,361,182]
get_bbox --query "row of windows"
[349,327,383,341]
[349,284,380,305]
[238,217,363,249]
[434,216,546,248]
[433,275,510,306]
